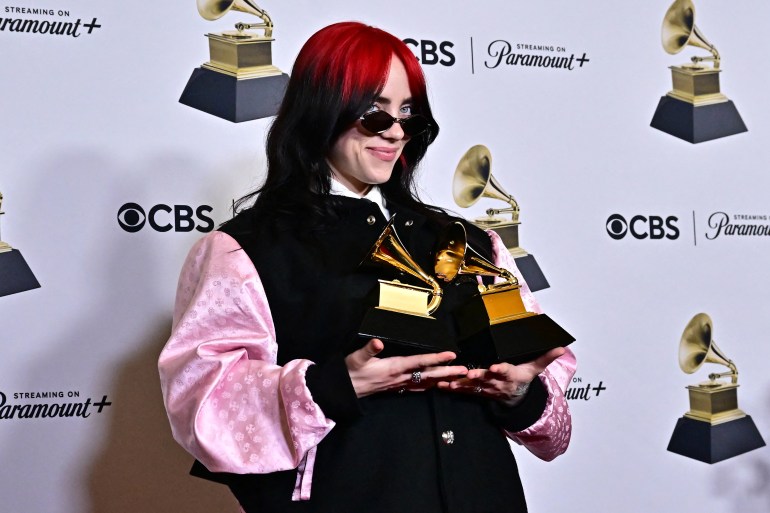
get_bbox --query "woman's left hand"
[436,347,565,406]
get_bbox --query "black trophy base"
[513,253,549,292]
[650,95,748,144]
[0,249,41,298]
[457,312,574,368]
[179,67,289,122]
[667,415,766,464]
[358,307,456,357]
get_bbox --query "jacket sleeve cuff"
[486,377,548,432]
[305,354,362,423]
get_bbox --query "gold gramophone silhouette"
[650,0,747,143]
[434,222,573,366]
[0,191,41,298]
[179,0,290,122]
[453,145,548,292]
[357,217,456,355]
[667,313,765,463]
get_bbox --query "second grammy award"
[357,218,456,356]
[435,222,573,367]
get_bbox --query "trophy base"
[667,415,766,463]
[513,253,549,292]
[456,312,574,367]
[650,95,747,144]
[0,249,41,298]
[179,67,289,122]
[358,307,457,357]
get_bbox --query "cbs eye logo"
[403,38,456,66]
[606,214,679,240]
[117,203,214,233]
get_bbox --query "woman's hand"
[437,347,566,406]
[345,338,469,398]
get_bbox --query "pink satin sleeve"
[487,230,577,461]
[158,232,335,482]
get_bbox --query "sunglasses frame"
[358,110,431,137]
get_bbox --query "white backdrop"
[2,1,769,512]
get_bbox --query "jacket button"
[366,215,376,225]
[404,219,414,226]
[441,430,455,445]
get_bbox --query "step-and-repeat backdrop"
[2,1,769,511]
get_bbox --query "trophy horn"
[662,0,720,68]
[197,0,273,36]
[679,313,737,383]
[362,218,443,314]
[434,222,517,287]
[452,145,518,211]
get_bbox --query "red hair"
[293,22,430,113]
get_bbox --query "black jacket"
[193,196,548,513]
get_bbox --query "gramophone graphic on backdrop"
[667,313,765,463]
[452,145,549,292]
[0,192,41,298]
[650,0,747,143]
[179,0,289,122]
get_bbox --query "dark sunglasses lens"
[361,111,394,133]
[400,115,429,136]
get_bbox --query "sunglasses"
[359,110,431,137]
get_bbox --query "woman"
[159,21,576,513]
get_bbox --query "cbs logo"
[606,214,680,240]
[117,203,214,233]
[403,38,456,66]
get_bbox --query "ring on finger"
[411,371,422,384]
[474,385,483,394]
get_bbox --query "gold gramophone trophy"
[179,0,290,122]
[435,222,573,366]
[0,191,41,298]
[357,217,456,356]
[453,145,548,291]
[650,0,747,143]
[667,313,765,463]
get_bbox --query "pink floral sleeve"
[158,232,335,497]
[487,230,577,461]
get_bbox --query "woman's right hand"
[345,338,469,398]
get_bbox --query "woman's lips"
[367,146,399,161]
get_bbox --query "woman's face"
[327,55,413,196]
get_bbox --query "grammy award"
[179,0,290,122]
[435,222,573,367]
[453,145,548,292]
[357,217,456,356]
[667,313,765,463]
[650,0,747,143]
[0,192,41,298]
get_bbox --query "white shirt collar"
[329,176,390,218]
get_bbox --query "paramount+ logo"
[606,214,680,240]
[117,203,214,233]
